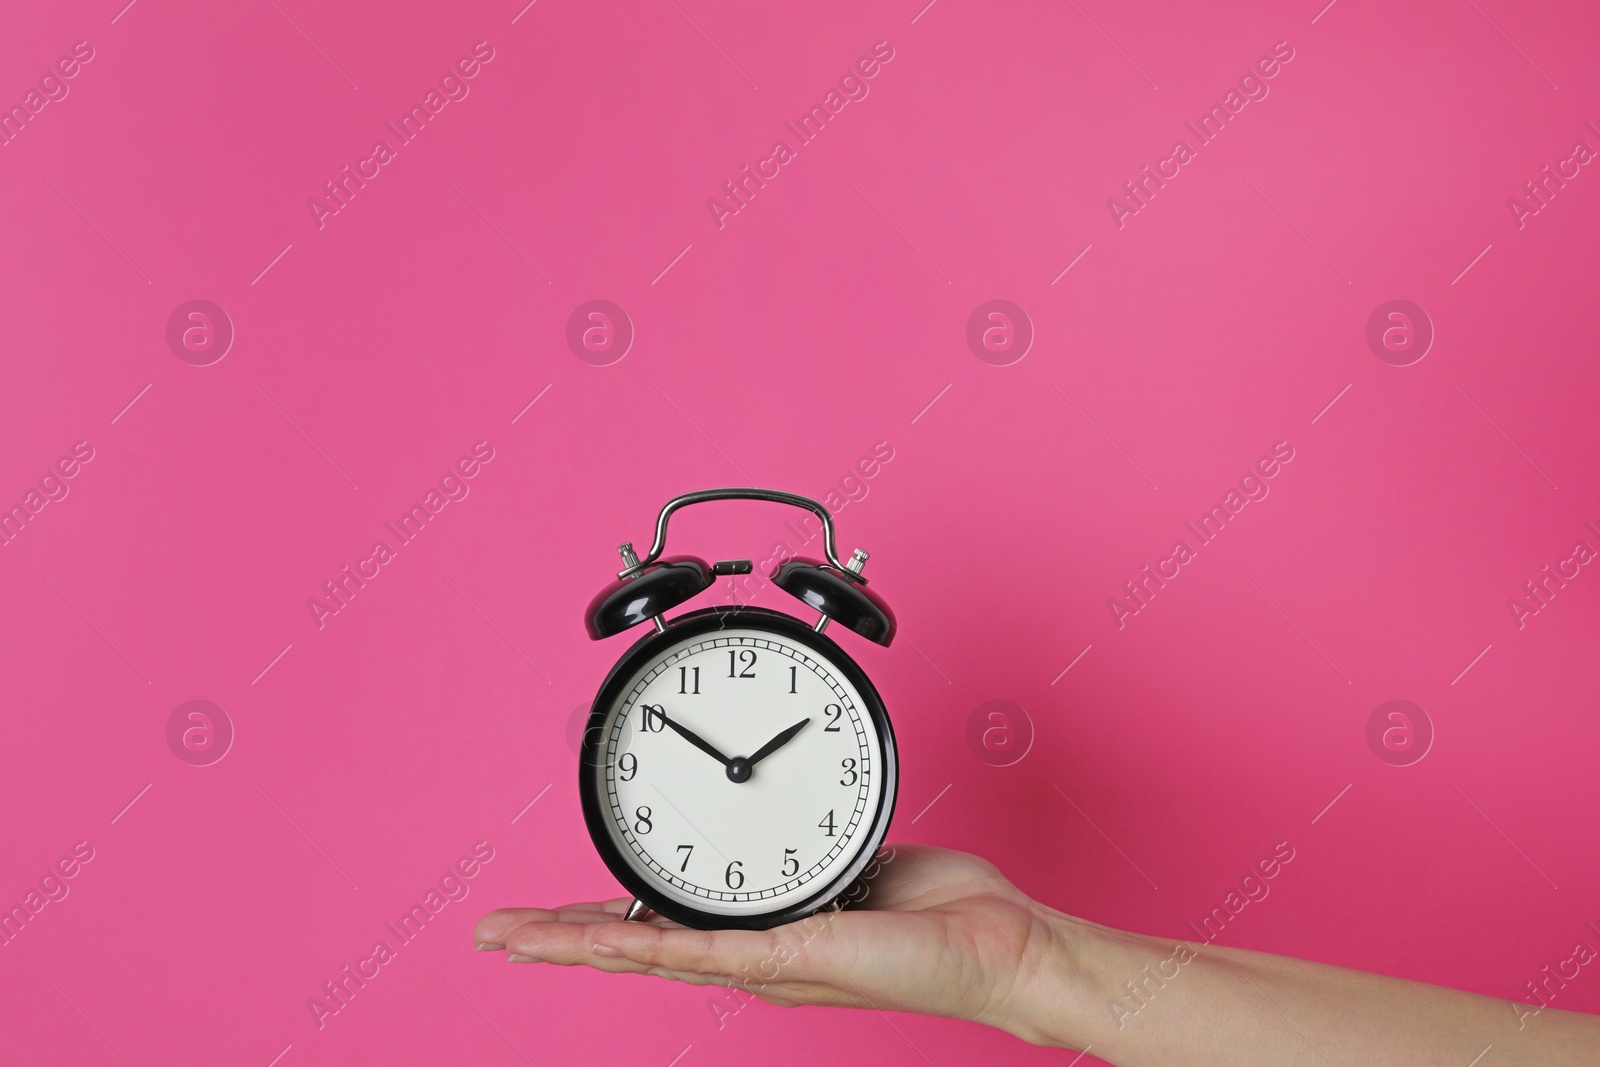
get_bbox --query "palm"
[760,846,1045,1018]
[475,845,1057,1031]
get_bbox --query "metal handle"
[621,488,854,577]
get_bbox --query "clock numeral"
[640,704,666,732]
[675,844,693,872]
[819,809,837,837]
[839,758,858,786]
[788,665,797,694]
[678,665,700,694]
[634,806,653,834]
[724,860,745,889]
[782,848,799,878]
[824,703,842,732]
[616,752,638,781]
[728,649,757,678]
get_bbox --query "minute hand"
[746,718,811,767]
[652,708,732,767]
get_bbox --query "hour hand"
[649,706,731,767]
[747,718,811,767]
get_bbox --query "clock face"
[583,615,893,924]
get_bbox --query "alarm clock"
[578,488,898,931]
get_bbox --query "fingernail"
[507,953,542,963]
[590,941,623,958]
[475,942,504,952]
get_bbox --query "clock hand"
[745,718,811,768]
[650,707,732,767]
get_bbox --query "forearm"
[1008,910,1600,1066]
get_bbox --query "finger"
[582,920,825,986]
[503,917,727,973]
[561,898,634,916]
[500,918,666,971]
[500,918,852,1003]
[476,908,550,947]
[475,899,631,946]
[543,899,636,923]
[505,941,744,989]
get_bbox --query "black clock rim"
[578,605,898,931]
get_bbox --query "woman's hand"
[475,845,1600,1065]
[473,844,1096,1043]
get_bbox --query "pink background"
[2,0,1597,1063]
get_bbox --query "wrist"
[994,906,1173,1052]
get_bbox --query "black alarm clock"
[578,488,898,931]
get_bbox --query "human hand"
[477,844,1600,1066]
[473,844,1096,1043]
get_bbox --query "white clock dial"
[593,628,885,917]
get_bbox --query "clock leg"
[623,898,652,922]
